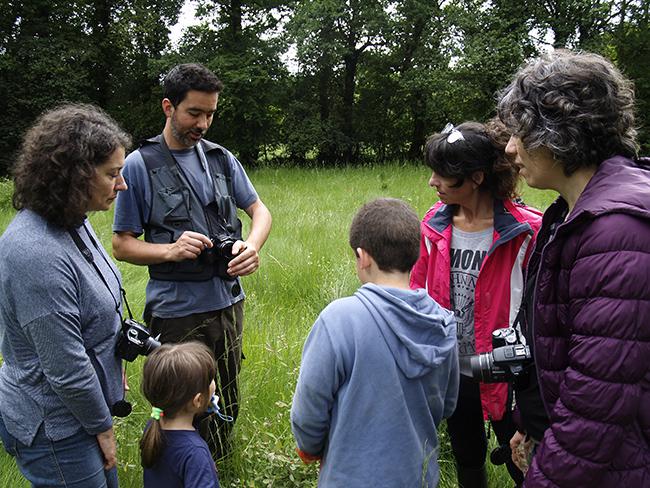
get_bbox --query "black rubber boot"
[456,464,488,488]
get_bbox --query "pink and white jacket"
[410,199,542,421]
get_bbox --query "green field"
[0,165,557,487]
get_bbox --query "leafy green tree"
[0,0,93,173]
[384,0,449,160]
[105,0,184,143]
[288,0,391,164]
[529,0,613,48]
[171,0,289,165]
[610,0,650,152]
[1,0,648,173]
[0,0,183,175]
[444,0,537,121]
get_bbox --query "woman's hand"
[96,427,117,470]
[510,431,533,475]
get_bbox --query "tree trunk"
[227,0,243,47]
[342,51,359,164]
[317,63,337,165]
[408,90,427,161]
[91,0,114,106]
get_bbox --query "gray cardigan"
[0,210,123,445]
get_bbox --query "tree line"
[1,0,648,174]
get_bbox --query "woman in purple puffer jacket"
[497,50,650,487]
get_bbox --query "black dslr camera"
[202,203,241,280]
[470,327,531,383]
[202,234,238,279]
[116,318,161,362]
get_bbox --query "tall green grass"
[0,166,557,487]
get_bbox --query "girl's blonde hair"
[139,342,216,468]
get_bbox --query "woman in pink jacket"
[410,121,542,488]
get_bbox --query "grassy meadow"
[0,165,557,487]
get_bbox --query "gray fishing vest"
[139,135,242,281]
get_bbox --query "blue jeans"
[0,413,118,488]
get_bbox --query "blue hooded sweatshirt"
[291,283,459,487]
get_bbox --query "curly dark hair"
[163,63,224,107]
[349,198,421,273]
[12,103,131,228]
[424,120,520,200]
[497,50,638,175]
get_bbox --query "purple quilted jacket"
[525,156,650,487]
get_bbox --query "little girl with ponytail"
[140,342,220,488]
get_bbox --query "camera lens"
[113,400,132,418]
[490,444,511,466]
[216,240,234,258]
[470,352,494,383]
[144,335,161,355]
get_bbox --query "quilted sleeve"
[526,213,650,487]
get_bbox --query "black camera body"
[490,443,512,466]
[200,201,241,280]
[470,327,531,383]
[200,234,238,280]
[116,318,161,362]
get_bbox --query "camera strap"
[68,225,135,321]
[68,224,136,418]
[158,135,218,239]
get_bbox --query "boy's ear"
[356,247,373,269]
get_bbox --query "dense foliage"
[1,0,648,173]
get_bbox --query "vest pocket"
[156,187,190,221]
[213,173,231,198]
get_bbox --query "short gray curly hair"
[497,50,638,175]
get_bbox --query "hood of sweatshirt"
[354,283,457,379]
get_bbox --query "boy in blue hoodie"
[291,197,460,487]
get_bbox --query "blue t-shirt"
[144,429,220,488]
[113,143,258,318]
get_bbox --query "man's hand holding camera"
[165,231,259,277]
[227,240,259,277]
[166,230,214,262]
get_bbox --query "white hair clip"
[442,122,465,144]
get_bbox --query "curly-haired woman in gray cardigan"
[0,104,131,487]
[498,50,650,487]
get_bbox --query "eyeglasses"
[442,123,465,144]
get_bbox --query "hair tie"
[151,407,164,420]
[442,122,465,144]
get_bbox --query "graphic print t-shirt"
[450,226,493,376]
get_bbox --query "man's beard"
[170,114,204,148]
